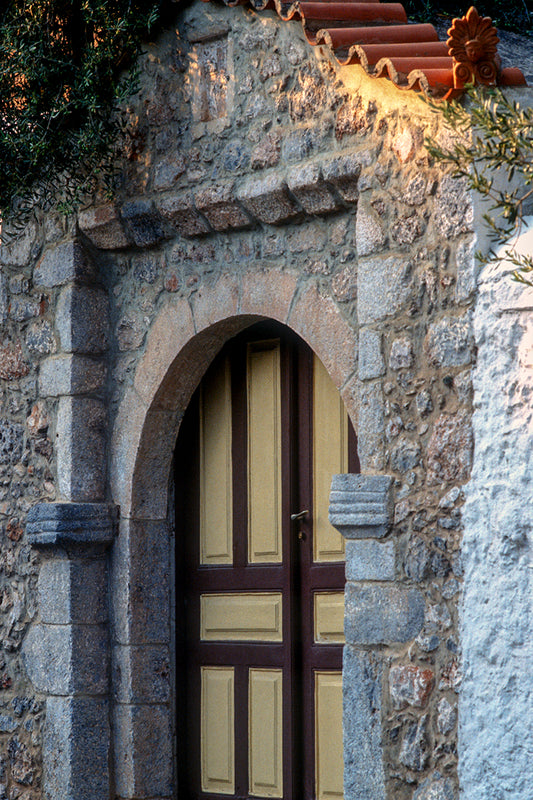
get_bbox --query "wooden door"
[175,322,359,800]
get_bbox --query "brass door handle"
[291,510,309,521]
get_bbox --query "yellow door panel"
[200,592,283,642]
[199,356,233,565]
[247,341,283,564]
[315,672,344,800]
[201,667,235,795]
[314,592,346,644]
[249,669,284,799]
[313,355,348,563]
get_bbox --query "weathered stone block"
[343,647,386,800]
[322,153,361,203]
[194,182,252,231]
[110,519,171,646]
[455,237,477,302]
[39,354,106,397]
[391,436,421,472]
[38,557,107,625]
[250,130,282,170]
[389,337,414,370]
[358,329,385,380]
[56,285,108,355]
[329,474,393,538]
[286,163,340,215]
[113,645,170,704]
[56,397,107,502]
[237,173,300,224]
[345,539,395,581]
[427,411,473,485]
[22,623,108,695]
[345,584,425,644]
[399,714,429,771]
[357,381,385,471]
[0,221,36,267]
[44,696,110,800]
[156,192,211,237]
[434,175,474,238]
[113,704,173,798]
[356,204,386,256]
[120,200,169,248]
[78,204,130,250]
[358,255,414,325]
[424,316,473,367]
[0,340,30,380]
[0,420,24,464]
[34,241,97,287]
[437,698,457,734]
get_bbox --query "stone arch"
[110,268,358,520]
[108,266,360,799]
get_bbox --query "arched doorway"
[174,321,359,800]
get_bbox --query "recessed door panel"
[315,672,344,800]
[200,593,283,642]
[313,355,348,563]
[314,592,346,644]
[176,323,359,800]
[201,667,235,794]
[199,356,233,565]
[247,341,283,564]
[249,669,284,798]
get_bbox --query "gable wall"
[0,2,485,798]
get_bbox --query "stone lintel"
[329,473,393,538]
[26,502,118,552]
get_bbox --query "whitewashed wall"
[460,219,533,799]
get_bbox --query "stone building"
[0,1,531,799]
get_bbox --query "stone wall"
[0,0,491,798]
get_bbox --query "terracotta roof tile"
[212,0,528,97]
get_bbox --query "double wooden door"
[175,323,359,800]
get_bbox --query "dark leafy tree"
[404,0,532,33]
[0,0,162,231]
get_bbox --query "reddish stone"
[389,664,435,709]
[0,341,29,380]
[27,401,49,436]
[164,273,180,293]
[6,519,23,542]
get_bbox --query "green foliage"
[0,0,162,232]
[427,86,533,286]
[404,0,532,34]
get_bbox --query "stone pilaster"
[23,502,117,800]
[36,236,109,502]
[329,473,425,800]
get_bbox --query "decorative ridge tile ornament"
[446,7,501,97]
[211,0,527,96]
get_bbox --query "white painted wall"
[460,219,533,799]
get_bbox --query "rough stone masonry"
[0,1,531,799]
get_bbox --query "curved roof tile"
[210,0,527,97]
